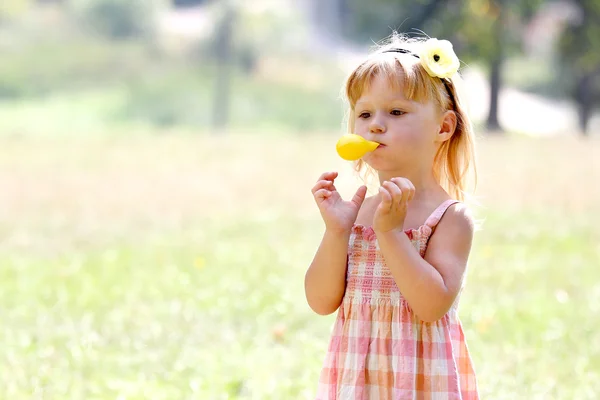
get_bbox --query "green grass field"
[1,133,599,399]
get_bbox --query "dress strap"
[424,199,460,230]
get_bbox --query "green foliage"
[201,2,310,74]
[117,68,213,128]
[0,39,344,132]
[503,56,566,98]
[0,0,32,21]
[100,65,343,131]
[67,0,164,39]
[557,1,600,86]
[427,0,546,62]
[0,39,150,98]
[341,0,546,61]
[341,0,408,43]
[555,0,600,132]
[0,15,347,131]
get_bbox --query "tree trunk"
[486,0,504,132]
[487,56,503,132]
[576,74,592,136]
[578,102,591,136]
[212,4,235,132]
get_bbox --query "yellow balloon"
[335,134,380,161]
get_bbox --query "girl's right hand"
[311,172,368,233]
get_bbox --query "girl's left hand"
[373,177,415,233]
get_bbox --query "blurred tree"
[447,0,512,132]
[558,0,600,136]
[308,0,344,45]
[173,0,206,7]
[340,0,546,133]
[212,1,235,131]
[0,0,32,22]
[67,0,164,39]
[207,0,309,131]
[487,1,505,131]
[448,0,546,132]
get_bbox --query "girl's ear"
[436,110,457,142]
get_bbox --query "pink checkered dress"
[315,200,479,400]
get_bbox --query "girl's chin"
[362,157,409,172]
[363,154,386,166]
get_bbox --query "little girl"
[305,34,479,399]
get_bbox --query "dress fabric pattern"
[315,200,479,400]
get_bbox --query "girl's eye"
[391,109,405,116]
[358,112,371,119]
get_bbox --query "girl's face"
[353,73,444,173]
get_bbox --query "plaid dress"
[315,200,479,400]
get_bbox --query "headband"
[381,38,460,107]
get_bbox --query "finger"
[403,180,415,203]
[317,171,338,183]
[391,178,411,205]
[378,186,392,212]
[391,178,409,206]
[350,185,367,208]
[407,181,416,202]
[314,188,332,201]
[383,180,403,207]
[311,179,334,194]
[312,179,335,192]
[314,172,338,193]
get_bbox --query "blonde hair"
[343,33,477,201]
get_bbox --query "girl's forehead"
[349,61,434,107]
[354,73,413,105]
[363,73,405,94]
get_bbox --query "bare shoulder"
[438,202,475,236]
[426,202,475,259]
[424,202,475,289]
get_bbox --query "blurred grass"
[0,132,599,399]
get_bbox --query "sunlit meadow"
[1,132,599,399]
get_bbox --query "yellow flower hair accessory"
[418,38,460,79]
[381,38,460,79]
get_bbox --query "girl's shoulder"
[424,200,475,258]
[424,199,474,233]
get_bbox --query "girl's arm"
[376,205,474,322]
[304,229,351,315]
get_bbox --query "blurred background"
[0,0,599,399]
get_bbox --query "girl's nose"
[369,120,385,134]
